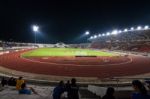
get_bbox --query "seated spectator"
[19,83,37,95]
[145,80,150,90]
[65,80,70,92]
[12,77,17,86]
[145,81,150,95]
[131,80,150,99]
[8,77,16,86]
[16,76,25,90]
[1,77,7,87]
[68,78,79,99]
[8,77,13,86]
[64,80,70,98]
[102,87,115,99]
[53,80,65,99]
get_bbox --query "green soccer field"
[22,48,117,57]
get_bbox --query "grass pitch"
[22,48,117,57]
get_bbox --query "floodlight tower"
[32,25,39,45]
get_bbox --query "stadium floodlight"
[106,32,110,36]
[33,25,39,32]
[90,36,93,39]
[111,30,118,35]
[124,29,128,32]
[85,31,90,35]
[137,26,142,30]
[118,30,122,33]
[32,25,39,45]
[94,35,97,38]
[144,25,149,30]
[98,34,101,37]
[102,33,105,36]
[130,27,134,31]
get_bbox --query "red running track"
[0,50,150,78]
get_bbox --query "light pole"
[32,25,39,45]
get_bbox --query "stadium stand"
[1,77,150,99]
[89,26,150,52]
[89,27,150,53]
[88,85,132,99]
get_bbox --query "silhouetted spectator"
[16,76,25,90]
[1,77,7,87]
[146,81,150,95]
[65,80,70,98]
[102,87,115,99]
[68,78,79,99]
[19,83,37,95]
[65,80,70,91]
[53,80,65,99]
[131,80,150,99]
[8,77,16,86]
[12,77,17,86]
[145,80,150,90]
[8,77,13,86]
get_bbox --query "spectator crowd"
[1,76,150,99]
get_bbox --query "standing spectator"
[102,87,115,99]
[53,80,65,99]
[131,80,150,99]
[1,77,7,87]
[68,78,79,99]
[16,76,25,90]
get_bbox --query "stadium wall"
[0,47,3,51]
[11,46,35,49]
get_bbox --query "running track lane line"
[20,55,133,67]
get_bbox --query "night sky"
[0,0,150,44]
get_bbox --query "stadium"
[1,25,150,79]
[1,1,150,99]
[0,25,150,99]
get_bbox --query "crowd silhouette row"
[1,76,150,99]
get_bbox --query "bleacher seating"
[0,85,53,99]
[88,85,133,99]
